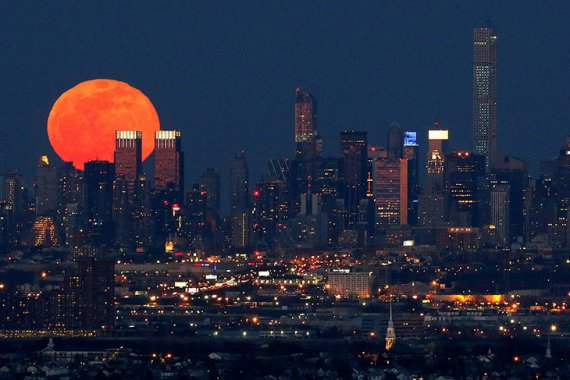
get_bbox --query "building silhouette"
[84,161,114,246]
[340,131,368,230]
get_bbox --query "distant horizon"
[1,2,569,211]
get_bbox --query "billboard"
[404,131,418,146]
[428,130,449,140]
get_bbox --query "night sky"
[1,1,569,209]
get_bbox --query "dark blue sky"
[1,1,569,200]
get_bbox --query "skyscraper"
[155,130,184,194]
[403,132,419,226]
[419,127,448,226]
[230,151,249,215]
[114,131,142,181]
[493,156,529,242]
[444,151,486,227]
[84,160,114,246]
[340,131,368,228]
[230,151,250,248]
[294,86,318,159]
[251,179,289,248]
[113,131,143,247]
[387,122,404,159]
[473,26,498,171]
[199,168,221,216]
[373,157,408,228]
[490,179,510,247]
[35,156,58,216]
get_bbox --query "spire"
[385,300,396,351]
[546,335,552,359]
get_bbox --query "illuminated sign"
[258,271,270,277]
[404,132,418,146]
[428,130,449,140]
[174,281,188,288]
[205,274,218,280]
[403,240,415,247]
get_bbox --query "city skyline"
[2,4,570,376]
[1,2,569,191]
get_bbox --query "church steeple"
[385,300,396,351]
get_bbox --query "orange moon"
[47,79,160,170]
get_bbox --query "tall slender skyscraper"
[473,26,498,171]
[230,151,250,248]
[155,130,184,194]
[230,151,249,215]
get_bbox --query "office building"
[114,131,142,181]
[155,130,184,194]
[404,132,419,225]
[444,151,486,227]
[77,257,115,330]
[373,158,408,228]
[340,131,368,228]
[419,127,448,226]
[327,270,372,299]
[35,156,58,216]
[490,179,510,247]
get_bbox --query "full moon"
[47,79,160,170]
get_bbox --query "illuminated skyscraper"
[155,130,184,194]
[419,127,448,226]
[114,131,142,181]
[473,26,498,171]
[373,157,408,227]
[294,86,318,159]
